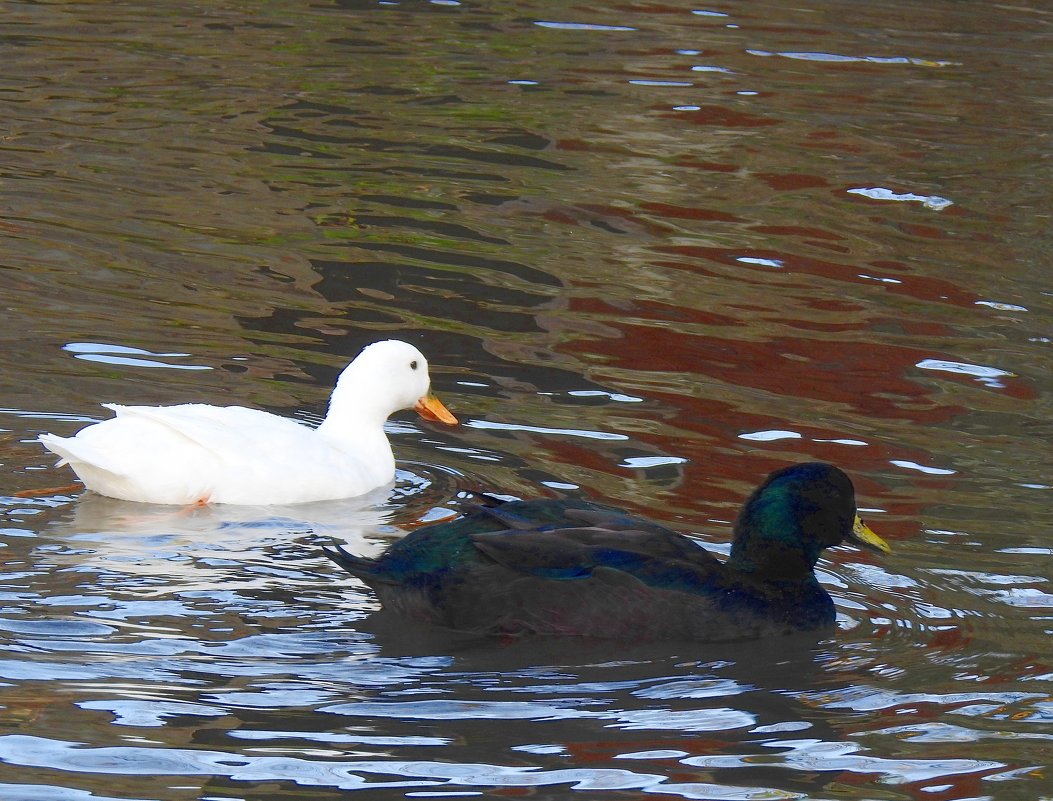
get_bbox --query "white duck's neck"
[312,343,427,479]
[316,382,393,446]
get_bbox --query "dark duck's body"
[325,463,890,641]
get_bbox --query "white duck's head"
[326,340,457,428]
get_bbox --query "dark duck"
[324,462,890,641]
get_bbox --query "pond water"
[2,0,1051,799]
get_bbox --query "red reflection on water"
[664,105,780,127]
[925,626,973,650]
[658,245,981,308]
[640,202,745,224]
[543,437,628,477]
[756,172,830,191]
[566,735,730,764]
[751,224,845,241]
[564,318,1022,420]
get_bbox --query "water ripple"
[681,738,1002,784]
[1,3,1051,801]
[0,735,810,797]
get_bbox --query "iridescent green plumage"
[325,462,888,641]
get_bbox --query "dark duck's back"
[325,462,890,641]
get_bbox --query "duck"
[39,339,458,506]
[324,462,890,641]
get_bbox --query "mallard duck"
[39,340,457,506]
[324,462,890,640]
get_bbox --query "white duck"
[39,340,457,506]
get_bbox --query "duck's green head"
[729,462,890,578]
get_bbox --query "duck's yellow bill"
[849,515,891,554]
[415,394,458,425]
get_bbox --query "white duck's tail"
[40,432,128,480]
[39,433,75,467]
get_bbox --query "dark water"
[2,1,1051,799]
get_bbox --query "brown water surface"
[1,1,1051,800]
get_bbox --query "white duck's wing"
[101,403,313,455]
[134,404,396,504]
[41,403,322,505]
[157,405,399,505]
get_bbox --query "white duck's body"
[39,340,456,506]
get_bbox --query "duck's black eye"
[410,360,419,370]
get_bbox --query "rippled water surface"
[2,1,1052,799]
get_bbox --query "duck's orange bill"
[414,394,458,425]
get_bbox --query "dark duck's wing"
[324,462,890,641]
[325,497,725,638]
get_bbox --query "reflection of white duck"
[44,489,401,581]
[39,340,457,506]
